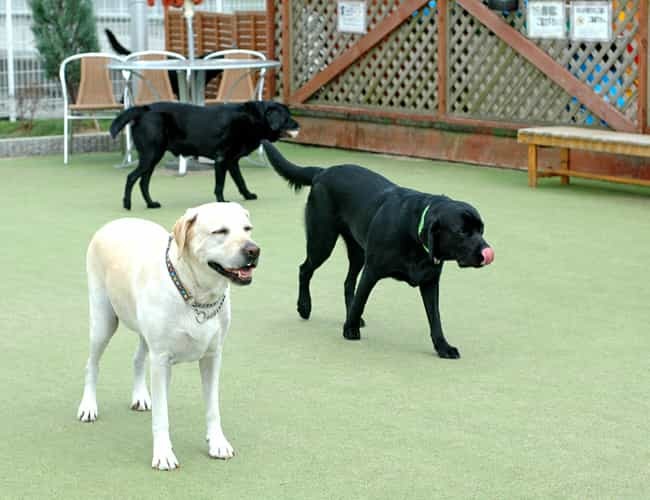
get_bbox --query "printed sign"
[527,0,566,39]
[570,1,612,41]
[337,1,367,34]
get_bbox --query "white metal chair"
[122,50,186,105]
[59,52,125,165]
[203,49,269,166]
[203,49,268,104]
[118,50,186,166]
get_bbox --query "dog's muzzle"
[208,243,260,285]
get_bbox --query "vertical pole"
[184,0,196,61]
[528,144,538,188]
[6,0,16,122]
[437,0,447,117]
[281,0,291,103]
[130,0,148,52]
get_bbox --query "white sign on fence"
[527,0,566,39]
[570,1,612,41]
[337,1,367,34]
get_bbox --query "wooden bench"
[517,126,650,188]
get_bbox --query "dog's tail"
[105,29,131,56]
[261,140,323,192]
[110,106,149,138]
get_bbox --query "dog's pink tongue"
[481,247,495,266]
[237,268,253,279]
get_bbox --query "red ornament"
[147,0,203,6]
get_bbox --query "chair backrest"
[125,50,185,104]
[59,53,123,110]
[205,49,266,103]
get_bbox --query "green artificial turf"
[1,145,649,499]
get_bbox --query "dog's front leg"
[150,353,179,470]
[200,350,235,459]
[419,272,460,359]
[342,267,379,340]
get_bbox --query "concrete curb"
[0,133,121,159]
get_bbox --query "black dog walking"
[262,141,494,358]
[110,101,299,209]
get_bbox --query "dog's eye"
[244,226,252,232]
[212,228,229,235]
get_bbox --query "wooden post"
[528,144,538,188]
[281,0,291,103]
[266,0,276,98]
[437,0,447,116]
[640,0,648,133]
[560,148,570,185]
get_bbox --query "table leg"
[528,144,538,188]
[560,148,570,185]
[176,69,190,175]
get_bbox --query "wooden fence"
[269,0,650,176]
[165,8,269,99]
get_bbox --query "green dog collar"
[418,205,431,254]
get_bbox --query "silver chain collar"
[166,236,226,324]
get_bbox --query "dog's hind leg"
[78,283,118,422]
[229,161,257,200]
[297,190,339,319]
[213,161,228,202]
[131,335,151,411]
[138,154,164,209]
[341,232,366,327]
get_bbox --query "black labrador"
[261,141,495,359]
[105,29,222,100]
[110,101,299,209]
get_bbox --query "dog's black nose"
[243,242,260,263]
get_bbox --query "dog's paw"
[123,198,131,211]
[435,344,460,359]
[297,298,311,319]
[342,325,361,340]
[77,398,98,422]
[243,192,258,200]
[360,317,366,328]
[130,391,151,411]
[147,201,161,209]
[152,444,180,471]
[207,434,235,460]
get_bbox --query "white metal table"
[108,58,281,174]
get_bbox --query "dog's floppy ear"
[172,210,198,255]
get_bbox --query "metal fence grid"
[0,0,264,119]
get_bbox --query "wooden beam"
[456,0,636,133]
[638,0,648,133]
[437,0,447,116]
[266,0,276,98]
[281,0,290,103]
[290,0,431,104]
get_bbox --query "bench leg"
[528,144,538,188]
[560,148,570,185]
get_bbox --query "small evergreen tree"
[29,0,100,96]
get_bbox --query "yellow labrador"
[77,202,259,470]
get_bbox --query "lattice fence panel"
[290,0,401,91]
[448,0,641,127]
[309,5,439,113]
